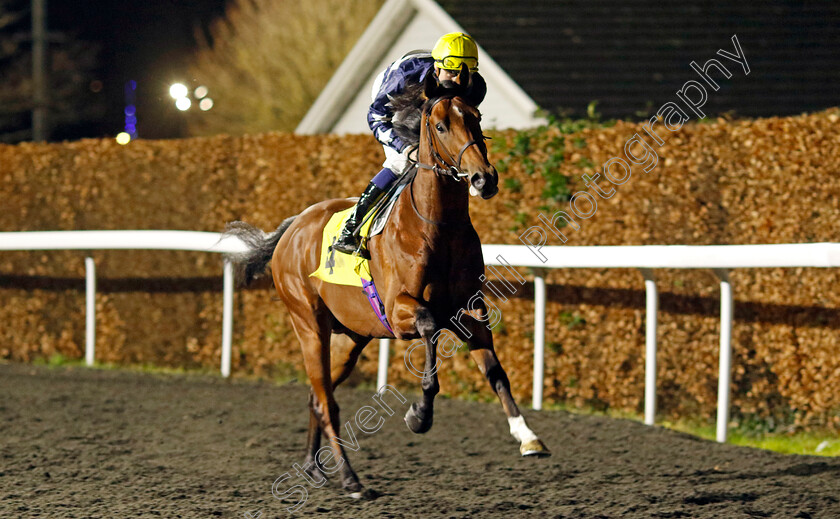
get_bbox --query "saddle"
[309,168,414,287]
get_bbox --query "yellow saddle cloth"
[309,205,375,287]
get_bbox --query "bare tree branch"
[0,0,103,141]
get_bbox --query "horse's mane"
[387,82,426,147]
[387,77,472,146]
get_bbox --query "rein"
[408,175,460,226]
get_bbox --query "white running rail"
[3,231,839,443]
[0,231,248,378]
[477,243,840,442]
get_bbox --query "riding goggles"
[435,55,478,72]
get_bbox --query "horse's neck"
[404,157,469,229]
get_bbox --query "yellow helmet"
[431,32,479,72]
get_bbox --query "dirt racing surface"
[1,363,838,518]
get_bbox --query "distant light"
[194,86,208,99]
[124,105,136,116]
[199,98,214,111]
[116,132,131,145]
[169,83,188,99]
[128,80,137,91]
[89,80,103,93]
[175,97,191,111]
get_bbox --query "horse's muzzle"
[469,169,499,199]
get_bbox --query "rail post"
[640,268,658,425]
[85,256,96,366]
[714,268,734,443]
[532,268,547,410]
[221,259,234,378]
[377,338,390,390]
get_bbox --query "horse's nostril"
[472,176,485,189]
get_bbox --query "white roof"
[295,0,544,134]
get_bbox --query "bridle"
[414,96,482,181]
[406,96,486,226]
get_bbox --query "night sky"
[49,0,229,140]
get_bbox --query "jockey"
[331,31,487,255]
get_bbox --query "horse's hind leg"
[302,392,326,484]
[458,301,550,457]
[302,334,371,483]
[290,311,365,496]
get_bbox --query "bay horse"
[225,68,549,498]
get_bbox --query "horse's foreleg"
[392,295,439,434]
[461,303,550,457]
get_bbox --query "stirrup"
[331,235,370,259]
[332,244,370,260]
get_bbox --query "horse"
[224,67,549,498]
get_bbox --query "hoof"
[303,461,327,484]
[347,488,381,501]
[342,477,363,495]
[520,439,551,457]
[404,403,433,434]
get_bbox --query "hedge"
[1,108,838,428]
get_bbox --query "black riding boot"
[332,181,386,255]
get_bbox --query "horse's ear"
[457,63,470,87]
[423,70,439,99]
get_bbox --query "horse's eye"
[435,123,445,132]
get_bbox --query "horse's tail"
[223,216,297,287]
